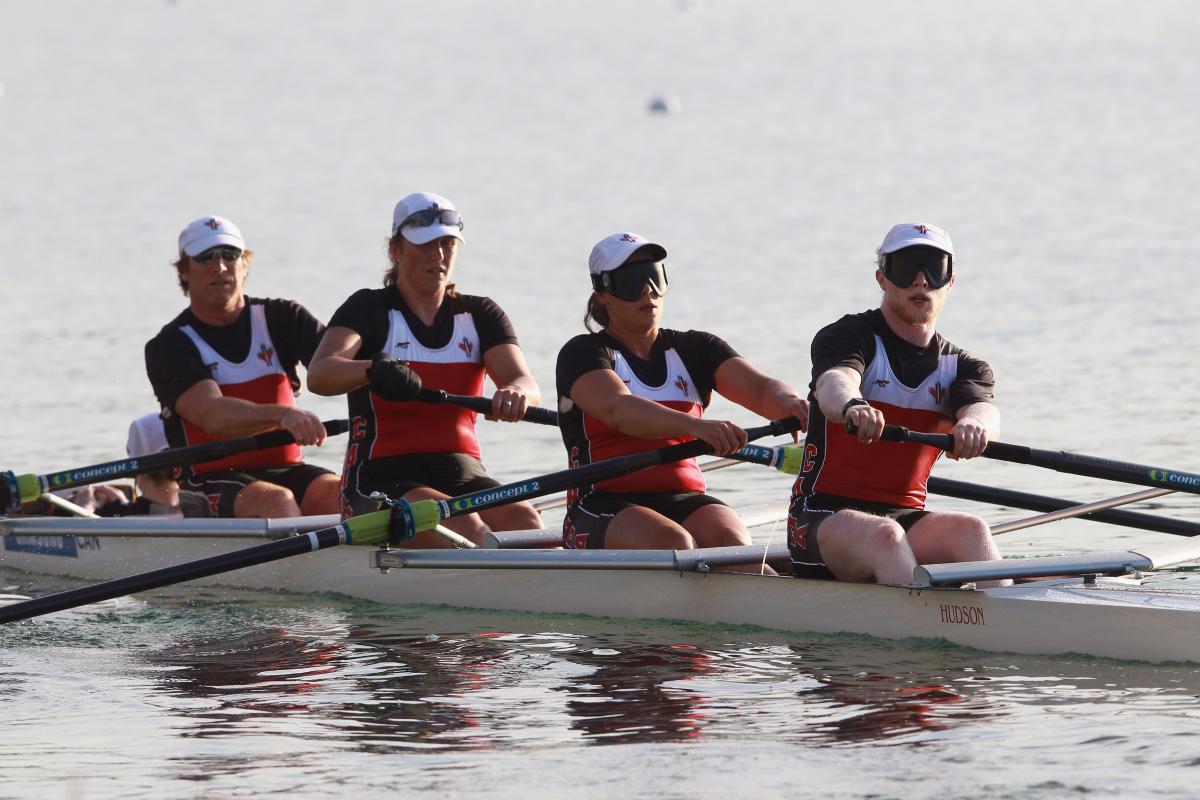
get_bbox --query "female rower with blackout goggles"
[555,232,809,571]
[307,192,542,546]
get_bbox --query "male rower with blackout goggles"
[556,232,809,570]
[787,222,1005,586]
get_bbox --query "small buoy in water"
[647,94,681,115]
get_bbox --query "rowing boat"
[5,514,1200,664]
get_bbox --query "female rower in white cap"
[555,233,809,570]
[307,192,542,546]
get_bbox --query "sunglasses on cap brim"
[883,246,953,289]
[396,207,464,234]
[591,260,669,302]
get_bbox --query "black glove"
[367,354,422,402]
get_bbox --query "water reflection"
[137,604,1022,752]
[126,592,1200,765]
[556,642,715,743]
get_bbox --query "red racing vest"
[584,347,705,493]
[803,334,958,507]
[178,304,302,473]
[366,307,486,459]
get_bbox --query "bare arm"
[950,401,1000,460]
[174,379,327,445]
[712,357,808,437]
[813,365,885,444]
[306,326,369,396]
[570,369,747,455]
[482,343,541,422]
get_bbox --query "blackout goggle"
[192,247,243,264]
[396,207,464,234]
[883,246,953,289]
[592,260,669,302]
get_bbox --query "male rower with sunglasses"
[787,222,1003,585]
[144,216,341,518]
[556,232,808,570]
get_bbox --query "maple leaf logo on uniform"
[457,336,474,358]
[674,375,689,395]
[929,382,947,403]
[256,343,275,366]
[205,218,222,230]
[620,233,641,243]
[914,224,930,234]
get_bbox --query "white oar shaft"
[431,525,476,549]
[39,493,99,518]
[990,487,1175,535]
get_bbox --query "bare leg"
[683,504,777,575]
[299,473,343,516]
[907,511,1009,587]
[602,506,696,550]
[233,481,301,518]
[815,510,916,585]
[479,500,542,533]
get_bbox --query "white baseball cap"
[391,192,465,245]
[178,216,245,257]
[879,222,954,256]
[127,413,169,458]
[588,232,668,275]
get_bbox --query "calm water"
[3,1,1200,797]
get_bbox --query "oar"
[378,357,558,425]
[722,443,1200,537]
[0,420,351,514]
[416,389,559,426]
[880,425,1200,496]
[532,440,801,513]
[0,417,800,624]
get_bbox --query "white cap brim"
[400,225,465,246]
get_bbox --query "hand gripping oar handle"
[416,388,560,427]
[880,424,1200,497]
[0,416,801,625]
[0,419,351,513]
[384,416,804,544]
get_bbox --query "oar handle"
[417,388,560,426]
[0,419,351,513]
[880,424,1044,463]
[879,425,953,449]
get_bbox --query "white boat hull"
[4,528,1200,664]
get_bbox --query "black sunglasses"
[192,247,243,265]
[397,207,464,234]
[883,246,952,289]
[592,260,669,302]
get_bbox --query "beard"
[885,290,944,326]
